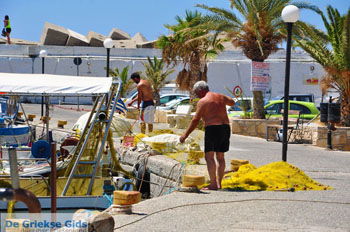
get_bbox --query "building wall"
[0,45,327,104]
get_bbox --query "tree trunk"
[341,93,350,126]
[251,59,266,119]
[189,52,202,99]
[252,91,266,119]
[154,90,161,106]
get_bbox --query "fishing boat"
[0,72,131,211]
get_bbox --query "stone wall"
[231,119,281,138]
[231,118,350,150]
[311,126,350,151]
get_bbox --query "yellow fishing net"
[134,130,204,165]
[222,161,332,191]
[147,129,174,137]
[134,133,148,145]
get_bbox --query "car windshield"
[165,98,186,107]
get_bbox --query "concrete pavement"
[113,133,350,231]
[17,105,350,231]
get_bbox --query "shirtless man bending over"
[180,81,235,190]
[128,72,155,134]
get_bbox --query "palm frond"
[343,9,350,69]
[196,4,243,26]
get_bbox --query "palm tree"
[142,56,175,105]
[157,10,224,98]
[109,66,134,98]
[295,6,350,126]
[197,0,319,119]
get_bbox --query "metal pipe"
[41,57,45,117]
[50,143,57,213]
[0,188,41,213]
[76,64,79,76]
[327,124,333,149]
[106,48,110,77]
[45,96,50,142]
[42,57,45,74]
[282,22,293,162]
[327,97,333,150]
[8,148,20,189]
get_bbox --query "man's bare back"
[137,79,154,102]
[195,92,232,127]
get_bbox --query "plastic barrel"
[320,103,328,123]
[328,103,341,123]
[31,140,50,159]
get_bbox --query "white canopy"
[0,73,113,96]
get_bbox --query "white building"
[0,45,327,104]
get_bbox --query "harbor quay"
[2,104,349,231]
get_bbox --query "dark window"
[281,95,314,102]
[159,96,171,104]
[169,96,177,101]
[290,103,311,114]
[265,103,283,114]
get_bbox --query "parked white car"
[125,91,188,107]
[157,97,190,111]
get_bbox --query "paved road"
[113,133,350,232]
[21,104,92,130]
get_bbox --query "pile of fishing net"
[221,161,332,191]
[134,130,204,165]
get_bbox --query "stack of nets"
[222,161,332,191]
[134,130,204,165]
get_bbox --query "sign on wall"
[303,76,319,85]
[233,85,243,98]
[250,61,271,91]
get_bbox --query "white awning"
[0,73,113,96]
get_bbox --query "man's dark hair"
[130,72,141,80]
[5,15,9,20]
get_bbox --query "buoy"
[182,175,205,187]
[27,114,36,121]
[230,159,249,171]
[57,120,68,128]
[17,112,23,118]
[113,191,141,205]
[40,116,51,123]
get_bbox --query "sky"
[2,0,349,43]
